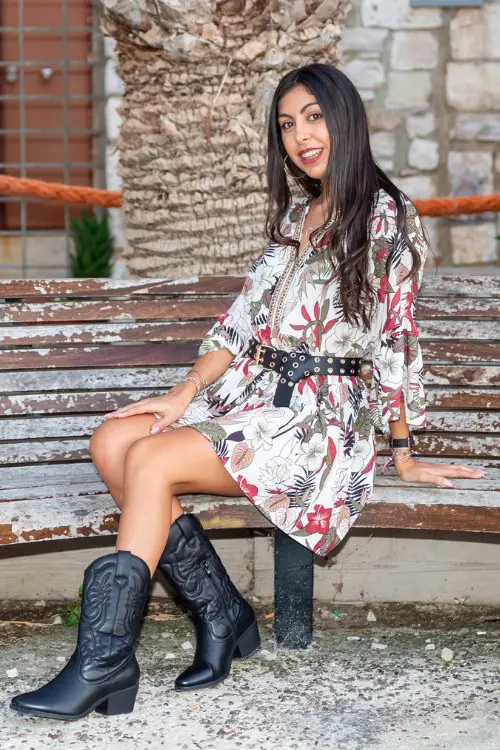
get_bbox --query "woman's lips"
[298,148,324,165]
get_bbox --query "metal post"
[274,528,314,649]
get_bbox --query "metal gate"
[0,0,106,278]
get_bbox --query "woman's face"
[277,83,330,184]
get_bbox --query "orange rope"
[1,174,500,217]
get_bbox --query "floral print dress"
[164,189,429,557]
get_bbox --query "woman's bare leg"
[89,414,185,519]
[115,427,242,576]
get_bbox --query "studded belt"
[246,340,363,407]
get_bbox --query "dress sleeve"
[197,266,256,358]
[368,199,430,436]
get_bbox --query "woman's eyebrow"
[277,101,318,119]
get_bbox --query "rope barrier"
[1,174,499,217]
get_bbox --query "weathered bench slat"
[2,297,498,325]
[1,298,229,324]
[1,434,497,467]
[1,274,499,299]
[2,458,497,494]
[0,277,245,299]
[2,411,497,442]
[3,319,498,347]
[1,342,498,371]
[2,486,499,545]
[2,365,498,394]
[2,386,498,416]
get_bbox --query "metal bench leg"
[273,528,314,649]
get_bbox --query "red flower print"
[304,504,332,535]
[378,275,389,303]
[238,476,258,501]
[258,326,271,346]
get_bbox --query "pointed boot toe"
[158,514,261,690]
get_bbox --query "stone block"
[452,114,500,142]
[450,7,500,61]
[362,0,442,30]
[340,27,388,57]
[367,107,403,131]
[450,222,498,264]
[406,112,435,138]
[371,131,395,159]
[344,59,385,89]
[391,31,438,71]
[408,138,439,171]
[385,72,432,110]
[448,151,493,197]
[397,174,437,200]
[447,63,500,111]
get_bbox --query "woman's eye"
[309,112,322,121]
[281,121,293,131]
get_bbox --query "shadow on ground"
[0,600,499,750]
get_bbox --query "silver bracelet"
[189,368,208,389]
[183,375,201,397]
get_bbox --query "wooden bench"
[1,273,499,648]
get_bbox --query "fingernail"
[444,479,454,488]
[150,426,159,434]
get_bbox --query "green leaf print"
[193,421,227,443]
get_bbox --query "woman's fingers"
[103,399,157,420]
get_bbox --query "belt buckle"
[254,344,266,366]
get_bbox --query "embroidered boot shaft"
[158,513,260,690]
[10,551,151,721]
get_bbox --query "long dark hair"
[265,62,424,330]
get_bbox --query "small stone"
[372,642,388,650]
[165,652,176,660]
[408,138,439,171]
[181,641,193,651]
[391,31,438,71]
[441,647,454,662]
[425,643,436,651]
[447,63,500,112]
[477,631,487,636]
[52,615,63,625]
[34,600,46,607]
[344,59,385,89]
[367,610,377,623]
[261,651,277,662]
[56,656,67,663]
[6,668,18,678]
[161,632,169,639]
[407,112,435,138]
[386,71,432,109]
[347,636,361,641]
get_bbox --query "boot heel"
[234,622,260,659]
[95,684,139,716]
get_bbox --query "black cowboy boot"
[10,550,150,721]
[158,513,260,691]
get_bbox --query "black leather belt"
[246,340,362,407]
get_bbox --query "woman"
[11,62,485,721]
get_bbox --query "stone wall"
[340,0,500,265]
[99,0,350,277]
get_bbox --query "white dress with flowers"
[165,189,429,557]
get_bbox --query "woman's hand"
[393,456,486,488]
[102,381,197,434]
